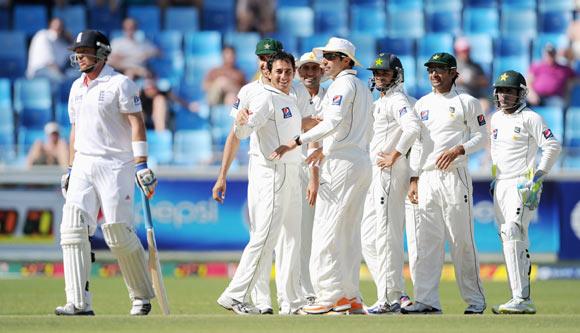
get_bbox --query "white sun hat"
[296,51,323,68]
[313,37,361,67]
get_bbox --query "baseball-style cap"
[424,52,457,68]
[44,122,60,135]
[313,37,362,66]
[255,38,284,55]
[296,52,323,68]
[69,30,110,51]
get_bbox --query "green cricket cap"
[255,38,284,55]
[424,52,457,68]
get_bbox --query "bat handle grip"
[141,191,153,230]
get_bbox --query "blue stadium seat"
[88,5,122,35]
[492,57,529,85]
[425,0,461,12]
[569,84,580,107]
[277,0,309,7]
[565,107,580,147]
[387,0,423,10]
[299,34,332,55]
[201,0,236,32]
[464,0,497,7]
[351,0,385,5]
[17,127,45,158]
[416,34,454,96]
[184,56,222,91]
[14,78,52,130]
[14,5,47,37]
[539,0,574,12]
[501,0,536,10]
[152,30,184,58]
[0,8,9,30]
[0,125,15,164]
[277,7,314,37]
[210,104,234,148]
[399,56,417,97]
[148,57,185,87]
[348,34,376,70]
[184,31,222,60]
[463,35,493,77]
[501,9,537,39]
[539,11,573,34]
[164,6,199,31]
[463,7,499,38]
[376,37,415,56]
[266,33,298,55]
[147,130,173,165]
[532,33,569,60]
[388,8,424,39]
[0,32,27,79]
[351,4,387,38]
[495,36,531,58]
[127,6,160,35]
[535,107,564,142]
[52,5,86,35]
[0,79,10,110]
[223,32,261,57]
[174,105,210,131]
[174,129,213,165]
[425,9,461,35]
[314,0,348,36]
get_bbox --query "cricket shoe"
[347,297,367,315]
[367,302,401,315]
[231,302,260,315]
[306,296,317,306]
[400,294,413,308]
[217,294,236,310]
[464,303,486,315]
[303,297,351,314]
[400,302,442,315]
[55,303,95,316]
[257,306,273,315]
[280,307,308,315]
[492,298,536,315]
[130,298,152,316]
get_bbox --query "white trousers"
[299,165,316,298]
[222,158,304,312]
[361,159,408,305]
[405,198,420,286]
[310,153,371,304]
[494,177,535,300]
[413,167,486,309]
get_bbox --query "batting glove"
[135,162,157,199]
[61,167,72,198]
[517,170,544,210]
[489,178,496,198]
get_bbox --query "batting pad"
[503,239,531,300]
[60,204,92,309]
[102,223,155,300]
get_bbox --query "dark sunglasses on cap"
[322,52,346,61]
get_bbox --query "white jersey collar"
[264,84,290,96]
[335,69,357,79]
[81,64,114,83]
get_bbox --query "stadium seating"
[350,4,387,37]
[464,0,497,7]
[0,31,27,79]
[387,8,424,39]
[88,4,122,35]
[464,34,493,77]
[532,33,569,60]
[174,106,210,131]
[152,30,184,58]
[224,32,261,80]
[267,33,298,55]
[174,129,213,165]
[164,7,199,32]
[501,0,536,10]
[277,0,309,7]
[201,0,236,32]
[299,34,332,55]
[17,127,44,158]
[538,0,574,12]
[13,5,47,37]
[313,0,349,36]
[147,129,173,165]
[425,0,462,12]
[0,79,10,109]
[387,0,423,10]
[277,6,315,37]
[425,9,461,35]
[501,9,537,39]
[148,56,185,87]
[184,31,222,60]
[127,6,160,35]
[52,5,86,35]
[538,10,572,34]
[13,78,52,130]
[535,107,564,142]
[462,7,499,37]
[0,8,9,30]
[569,84,580,107]
[376,37,415,57]
[564,107,580,169]
[398,56,417,97]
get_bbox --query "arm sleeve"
[118,78,142,113]
[462,97,489,155]
[408,104,424,177]
[229,86,247,118]
[300,81,353,144]
[528,113,562,173]
[234,92,273,139]
[394,98,421,154]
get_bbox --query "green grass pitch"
[1,277,579,333]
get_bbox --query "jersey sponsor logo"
[477,114,486,126]
[133,95,141,106]
[98,91,105,102]
[514,126,521,133]
[74,95,82,102]
[281,107,292,119]
[492,128,498,139]
[332,95,343,106]
[449,106,455,114]
[399,107,408,117]
[543,128,554,139]
[233,97,240,110]
[421,110,429,121]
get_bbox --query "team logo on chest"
[421,110,429,121]
[332,95,343,106]
[492,128,498,139]
[514,126,521,133]
[281,107,292,119]
[98,91,105,102]
[477,114,486,126]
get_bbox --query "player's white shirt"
[370,84,420,164]
[234,85,302,164]
[490,105,562,180]
[68,64,142,162]
[300,69,373,156]
[298,82,327,118]
[412,89,488,172]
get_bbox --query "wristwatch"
[294,135,302,146]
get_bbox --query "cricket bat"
[141,192,170,315]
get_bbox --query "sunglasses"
[322,53,346,61]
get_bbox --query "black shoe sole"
[55,310,95,316]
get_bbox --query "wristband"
[135,162,148,172]
[294,135,302,146]
[132,141,148,157]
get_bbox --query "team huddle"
[54,30,561,316]
[211,37,562,316]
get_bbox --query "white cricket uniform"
[63,64,154,307]
[410,88,488,310]
[297,82,327,298]
[222,84,304,313]
[361,84,420,305]
[299,69,373,304]
[490,105,561,300]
